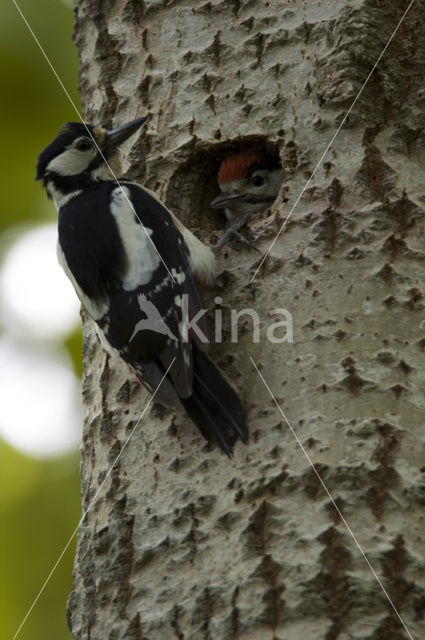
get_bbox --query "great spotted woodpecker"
[211,151,282,249]
[36,117,247,455]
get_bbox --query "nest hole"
[165,136,281,242]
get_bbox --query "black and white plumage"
[36,118,247,455]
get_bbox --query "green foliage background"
[1,1,82,638]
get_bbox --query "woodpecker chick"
[211,151,282,250]
[36,117,247,455]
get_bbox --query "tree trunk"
[68,1,425,638]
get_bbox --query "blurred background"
[1,1,83,638]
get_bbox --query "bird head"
[36,117,147,199]
[211,151,282,220]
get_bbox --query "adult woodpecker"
[36,117,247,455]
[211,151,282,249]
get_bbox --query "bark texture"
[68,1,425,638]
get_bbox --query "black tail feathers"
[180,345,248,456]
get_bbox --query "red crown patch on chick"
[217,151,261,185]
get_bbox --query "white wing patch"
[171,268,186,284]
[124,182,216,283]
[110,186,161,290]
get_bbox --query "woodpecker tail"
[180,344,248,456]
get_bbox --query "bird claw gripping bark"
[216,213,261,252]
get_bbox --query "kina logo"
[130,294,178,343]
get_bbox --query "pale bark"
[68,1,425,639]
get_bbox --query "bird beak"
[104,116,147,153]
[210,192,246,209]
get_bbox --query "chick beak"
[104,116,147,154]
[210,191,245,209]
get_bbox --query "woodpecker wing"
[58,181,206,401]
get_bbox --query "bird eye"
[75,138,92,151]
[251,175,264,187]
